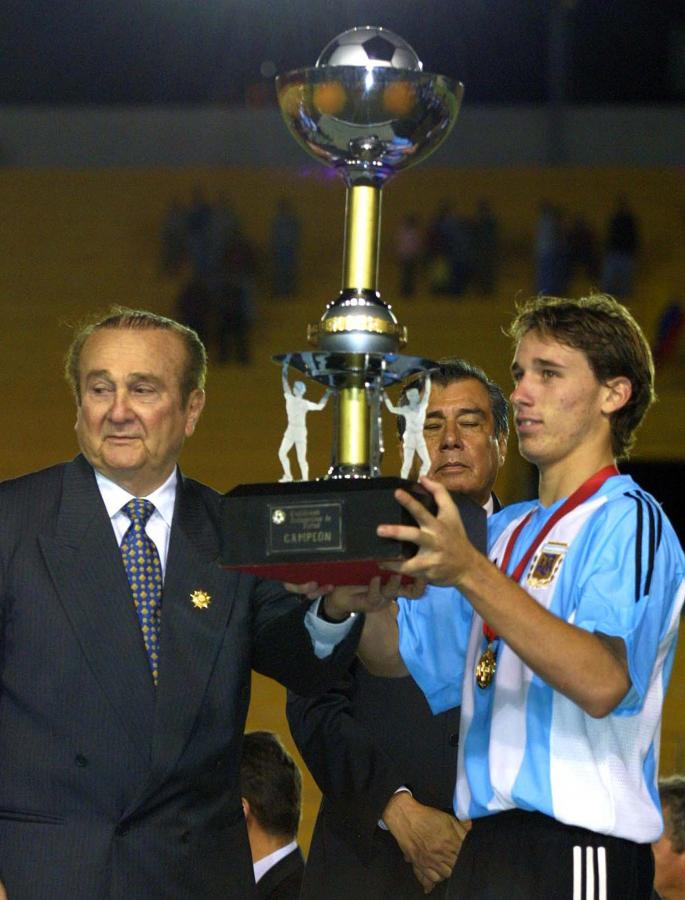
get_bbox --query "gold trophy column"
[342,184,381,290]
[337,185,381,469]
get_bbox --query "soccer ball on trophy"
[316,26,423,71]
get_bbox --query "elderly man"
[288,358,509,898]
[0,307,381,900]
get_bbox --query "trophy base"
[221,477,486,586]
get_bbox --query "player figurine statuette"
[278,361,331,482]
[383,375,432,480]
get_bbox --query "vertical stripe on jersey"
[626,490,662,601]
[641,491,664,552]
[630,493,644,602]
[642,493,664,591]
[644,500,656,595]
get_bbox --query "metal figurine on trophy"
[383,374,433,480]
[222,26,486,584]
[277,360,332,483]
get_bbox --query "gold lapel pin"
[190,589,212,609]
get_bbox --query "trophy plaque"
[222,27,484,583]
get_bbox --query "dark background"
[2,0,684,106]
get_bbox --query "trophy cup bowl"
[222,28,485,584]
[276,66,463,190]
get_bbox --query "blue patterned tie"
[120,499,163,684]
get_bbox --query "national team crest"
[527,541,568,588]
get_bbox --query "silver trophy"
[223,27,473,584]
[274,26,463,478]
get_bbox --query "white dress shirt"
[95,467,177,576]
[253,839,298,884]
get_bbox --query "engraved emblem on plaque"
[268,502,344,555]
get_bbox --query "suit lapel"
[38,456,156,763]
[148,475,239,783]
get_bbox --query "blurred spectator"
[601,195,640,297]
[240,731,304,900]
[269,198,301,297]
[177,276,212,348]
[165,189,259,364]
[425,202,473,296]
[534,201,569,295]
[426,202,457,294]
[159,198,187,276]
[567,215,600,284]
[214,193,240,252]
[653,301,685,368]
[169,188,213,347]
[217,229,257,365]
[652,775,685,899]
[471,199,499,296]
[184,186,215,280]
[449,211,473,296]
[395,213,423,297]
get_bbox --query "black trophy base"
[221,477,486,586]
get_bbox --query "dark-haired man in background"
[240,731,305,900]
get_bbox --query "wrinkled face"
[75,328,205,495]
[510,330,616,474]
[422,378,506,505]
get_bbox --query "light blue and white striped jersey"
[397,473,685,842]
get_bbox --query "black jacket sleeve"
[286,662,412,848]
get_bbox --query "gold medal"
[475,643,497,689]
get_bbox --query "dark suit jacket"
[256,846,304,900]
[287,494,493,900]
[0,456,361,900]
